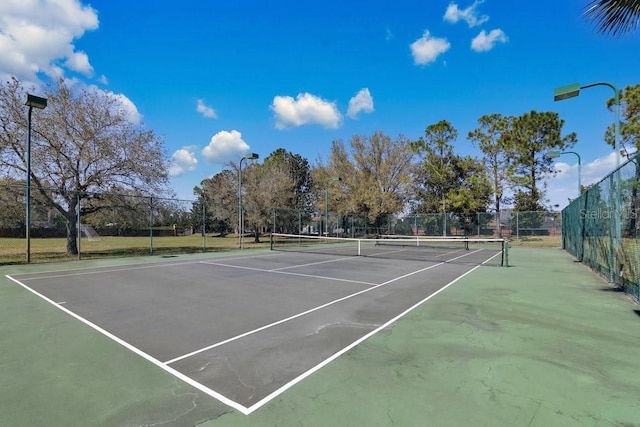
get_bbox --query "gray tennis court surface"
[7,246,503,414]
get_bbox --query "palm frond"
[584,0,640,35]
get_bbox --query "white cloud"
[111,92,143,125]
[64,50,92,74]
[196,99,217,119]
[0,0,99,83]
[270,93,342,129]
[410,31,451,65]
[169,146,198,176]
[443,1,489,27]
[59,78,142,124]
[471,29,508,52]
[347,88,374,119]
[202,130,251,164]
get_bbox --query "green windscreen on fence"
[562,153,639,302]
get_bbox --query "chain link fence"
[273,207,561,239]
[0,185,223,264]
[2,182,566,265]
[562,153,639,302]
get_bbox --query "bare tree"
[242,159,296,242]
[320,131,414,230]
[0,77,171,254]
[194,170,238,235]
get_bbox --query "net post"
[502,238,509,267]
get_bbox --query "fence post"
[608,174,615,284]
[272,207,276,235]
[442,212,446,237]
[149,196,153,255]
[76,191,81,260]
[202,200,206,251]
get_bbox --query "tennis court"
[5,237,504,415]
[3,245,640,426]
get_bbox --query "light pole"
[553,82,620,170]
[238,152,259,249]
[325,176,342,237]
[24,94,48,263]
[545,150,582,197]
[554,81,622,282]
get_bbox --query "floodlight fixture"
[553,83,581,102]
[24,94,48,109]
[544,150,561,159]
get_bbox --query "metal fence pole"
[149,196,153,255]
[77,191,81,260]
[272,207,276,235]
[202,201,206,251]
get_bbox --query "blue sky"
[2,0,639,209]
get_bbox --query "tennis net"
[270,233,509,266]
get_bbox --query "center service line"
[164,260,446,365]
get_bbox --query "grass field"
[0,234,562,265]
[0,234,271,264]
[507,235,562,248]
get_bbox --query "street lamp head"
[243,152,259,160]
[553,83,580,102]
[24,94,48,109]
[545,150,561,159]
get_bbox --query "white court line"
[481,250,504,266]
[244,260,487,414]
[165,261,445,365]
[4,274,252,416]
[11,251,283,281]
[171,247,489,366]
[198,261,377,287]
[14,260,205,281]
[5,247,503,416]
[270,256,357,271]
[367,247,480,259]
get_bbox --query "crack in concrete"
[308,320,378,336]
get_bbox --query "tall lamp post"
[238,152,259,249]
[545,150,582,197]
[553,82,620,170]
[325,176,342,237]
[554,81,621,281]
[24,94,48,263]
